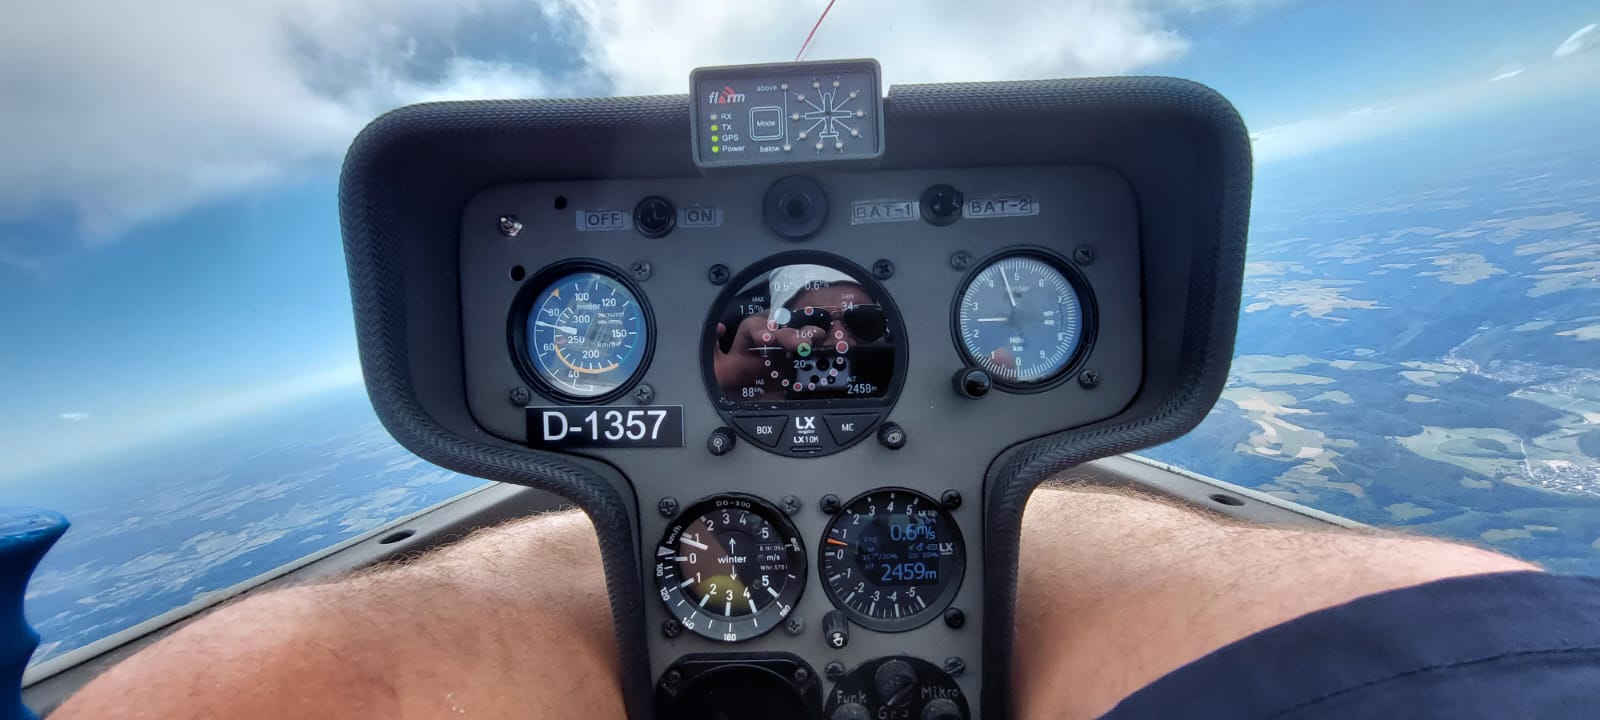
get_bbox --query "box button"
[733,415,788,448]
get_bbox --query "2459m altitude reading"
[526,406,686,449]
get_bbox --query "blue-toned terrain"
[16,389,485,666]
[1146,110,1600,574]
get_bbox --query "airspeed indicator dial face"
[819,488,965,632]
[655,495,806,642]
[956,254,1089,389]
[517,268,650,401]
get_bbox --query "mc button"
[824,413,877,445]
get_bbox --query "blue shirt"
[1106,572,1600,718]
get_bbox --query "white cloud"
[548,0,1202,95]
[1489,67,1525,82]
[1,0,1238,254]
[58,412,91,422]
[0,0,581,248]
[1554,22,1597,58]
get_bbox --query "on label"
[679,206,724,228]
[965,195,1039,219]
[576,209,629,231]
[851,199,919,225]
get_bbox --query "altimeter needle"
[535,320,580,334]
[974,317,1010,322]
[1001,270,1017,307]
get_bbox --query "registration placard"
[526,406,685,449]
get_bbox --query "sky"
[2,0,1598,482]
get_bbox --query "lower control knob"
[831,702,871,720]
[923,698,963,720]
[824,656,970,720]
[874,659,920,708]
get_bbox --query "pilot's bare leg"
[55,487,1538,720]
[1010,482,1538,720]
[53,510,626,720]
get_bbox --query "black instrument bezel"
[818,487,966,633]
[949,246,1100,394]
[508,259,657,405]
[700,250,909,416]
[655,494,808,643]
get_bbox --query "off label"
[851,199,919,225]
[965,194,1039,219]
[679,206,724,228]
[576,209,629,231]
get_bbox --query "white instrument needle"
[535,320,580,334]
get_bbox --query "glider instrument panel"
[339,58,1251,719]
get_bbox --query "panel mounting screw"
[1073,245,1096,266]
[631,261,653,281]
[633,384,655,404]
[781,495,802,515]
[943,607,966,629]
[657,497,679,518]
[1078,369,1101,389]
[793,666,810,684]
[820,494,842,514]
[661,619,682,639]
[949,250,972,271]
[872,258,895,281]
[940,489,962,510]
[509,386,532,406]
[662,669,682,694]
[824,661,846,680]
[943,657,967,677]
[498,215,523,237]
[707,263,730,285]
[785,615,805,636]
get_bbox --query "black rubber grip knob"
[874,659,919,707]
[922,698,964,720]
[831,703,871,720]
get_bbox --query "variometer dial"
[819,488,965,632]
[955,253,1090,389]
[515,266,651,401]
[655,495,806,642]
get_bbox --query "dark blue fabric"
[1104,571,1600,719]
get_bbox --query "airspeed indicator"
[513,265,652,403]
